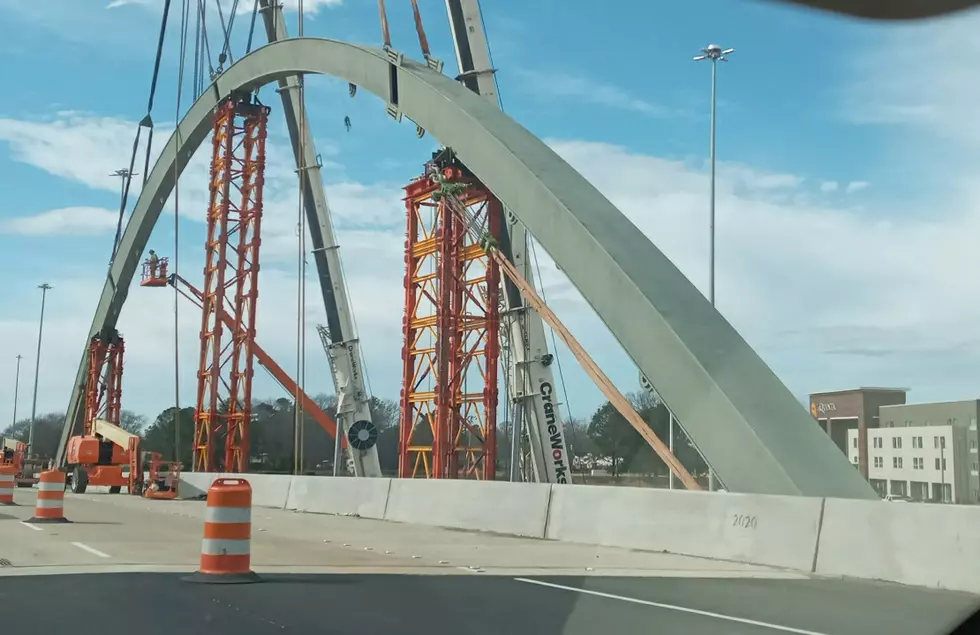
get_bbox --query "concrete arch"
[58,37,874,498]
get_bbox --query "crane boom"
[444,0,572,483]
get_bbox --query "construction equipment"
[143,451,181,500]
[66,418,143,495]
[141,265,350,448]
[1,437,43,488]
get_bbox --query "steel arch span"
[57,37,875,499]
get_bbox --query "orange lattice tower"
[193,95,269,473]
[398,161,501,480]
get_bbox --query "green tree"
[119,410,146,435]
[2,413,64,460]
[142,406,195,467]
[587,390,708,477]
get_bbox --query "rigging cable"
[173,0,192,463]
[214,0,241,67]
[140,0,177,187]
[245,0,260,55]
[529,239,577,431]
[195,0,215,88]
[192,0,202,96]
[294,0,308,475]
[109,0,173,265]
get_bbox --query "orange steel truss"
[398,167,501,480]
[193,95,269,473]
[83,331,125,435]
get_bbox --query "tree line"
[2,389,707,478]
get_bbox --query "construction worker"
[147,249,159,279]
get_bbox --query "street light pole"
[693,44,734,307]
[694,44,733,492]
[12,354,23,427]
[28,283,52,455]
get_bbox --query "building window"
[892,437,902,449]
[852,437,858,448]
[874,456,883,468]
[873,436,881,449]
[934,436,946,449]
[935,457,947,471]
[913,457,923,470]
[971,439,977,450]
[971,417,977,431]
[893,457,903,469]
[911,436,921,449]
[972,462,979,473]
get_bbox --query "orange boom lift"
[65,331,181,497]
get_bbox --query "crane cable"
[245,0,260,55]
[108,0,173,265]
[294,0,308,476]
[213,0,242,68]
[172,0,193,463]
[195,0,215,91]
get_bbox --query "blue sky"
[1,0,979,428]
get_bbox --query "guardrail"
[179,472,980,594]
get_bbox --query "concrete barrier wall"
[177,472,980,594]
[384,479,552,537]
[286,476,391,520]
[546,484,824,571]
[180,472,290,509]
[815,498,980,594]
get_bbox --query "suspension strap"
[378,0,391,47]
[409,0,431,58]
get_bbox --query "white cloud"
[6,125,979,422]
[515,69,674,118]
[536,139,980,406]
[0,112,392,261]
[843,11,980,153]
[0,207,119,236]
[845,180,870,193]
[820,181,839,193]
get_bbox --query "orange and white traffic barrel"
[0,464,16,505]
[28,469,70,523]
[184,478,259,584]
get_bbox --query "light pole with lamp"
[693,43,734,492]
[12,354,22,427]
[27,283,52,455]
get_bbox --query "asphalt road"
[2,572,975,635]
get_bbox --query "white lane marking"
[514,578,830,635]
[70,542,111,559]
[21,522,43,531]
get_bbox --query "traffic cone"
[28,469,70,523]
[0,464,16,505]
[184,478,260,584]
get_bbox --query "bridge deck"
[0,490,973,635]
